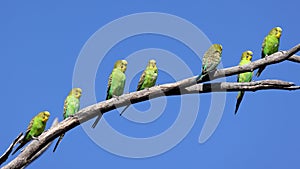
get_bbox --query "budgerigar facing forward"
[196,44,223,81]
[120,59,158,116]
[53,88,82,152]
[235,51,253,114]
[256,27,282,77]
[12,111,50,155]
[92,60,127,128]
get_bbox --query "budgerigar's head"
[242,50,253,61]
[39,111,50,122]
[69,88,82,99]
[114,60,127,72]
[148,59,157,69]
[269,27,282,38]
[118,60,127,73]
[212,44,223,55]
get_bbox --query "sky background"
[1,0,300,169]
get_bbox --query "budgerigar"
[92,60,127,128]
[256,27,282,77]
[235,51,253,114]
[196,44,223,81]
[120,59,158,116]
[53,88,82,152]
[12,111,50,155]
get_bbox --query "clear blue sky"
[1,1,300,168]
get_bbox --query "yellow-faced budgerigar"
[235,51,253,114]
[120,59,158,116]
[256,27,282,77]
[92,60,128,128]
[53,88,82,152]
[196,44,223,81]
[12,111,50,155]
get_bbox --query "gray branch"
[288,55,300,63]
[2,43,300,169]
[183,80,300,94]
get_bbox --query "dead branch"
[2,43,300,169]
[288,55,300,63]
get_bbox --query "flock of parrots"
[8,26,282,155]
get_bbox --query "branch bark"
[288,55,300,63]
[2,43,300,169]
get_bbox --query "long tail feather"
[235,91,245,114]
[92,115,101,128]
[120,105,130,116]
[256,66,266,77]
[12,139,28,155]
[52,133,65,152]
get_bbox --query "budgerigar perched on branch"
[12,111,50,155]
[92,60,128,128]
[120,59,158,116]
[235,51,253,114]
[256,27,282,77]
[196,44,223,81]
[53,88,82,152]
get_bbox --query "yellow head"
[213,44,223,54]
[69,88,82,99]
[120,60,128,73]
[241,50,253,61]
[269,27,282,38]
[114,60,128,73]
[40,111,50,122]
[148,59,157,69]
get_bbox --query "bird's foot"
[112,95,118,98]
[32,136,39,141]
[112,95,120,100]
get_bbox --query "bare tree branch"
[0,133,23,166]
[182,80,300,94]
[2,80,300,169]
[288,55,300,63]
[2,44,300,169]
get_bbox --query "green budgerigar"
[53,88,82,152]
[235,50,253,114]
[256,27,282,77]
[12,111,50,155]
[92,60,128,128]
[196,44,223,81]
[120,59,158,116]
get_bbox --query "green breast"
[263,35,279,57]
[64,96,80,118]
[140,70,157,90]
[26,118,46,140]
[110,69,126,97]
